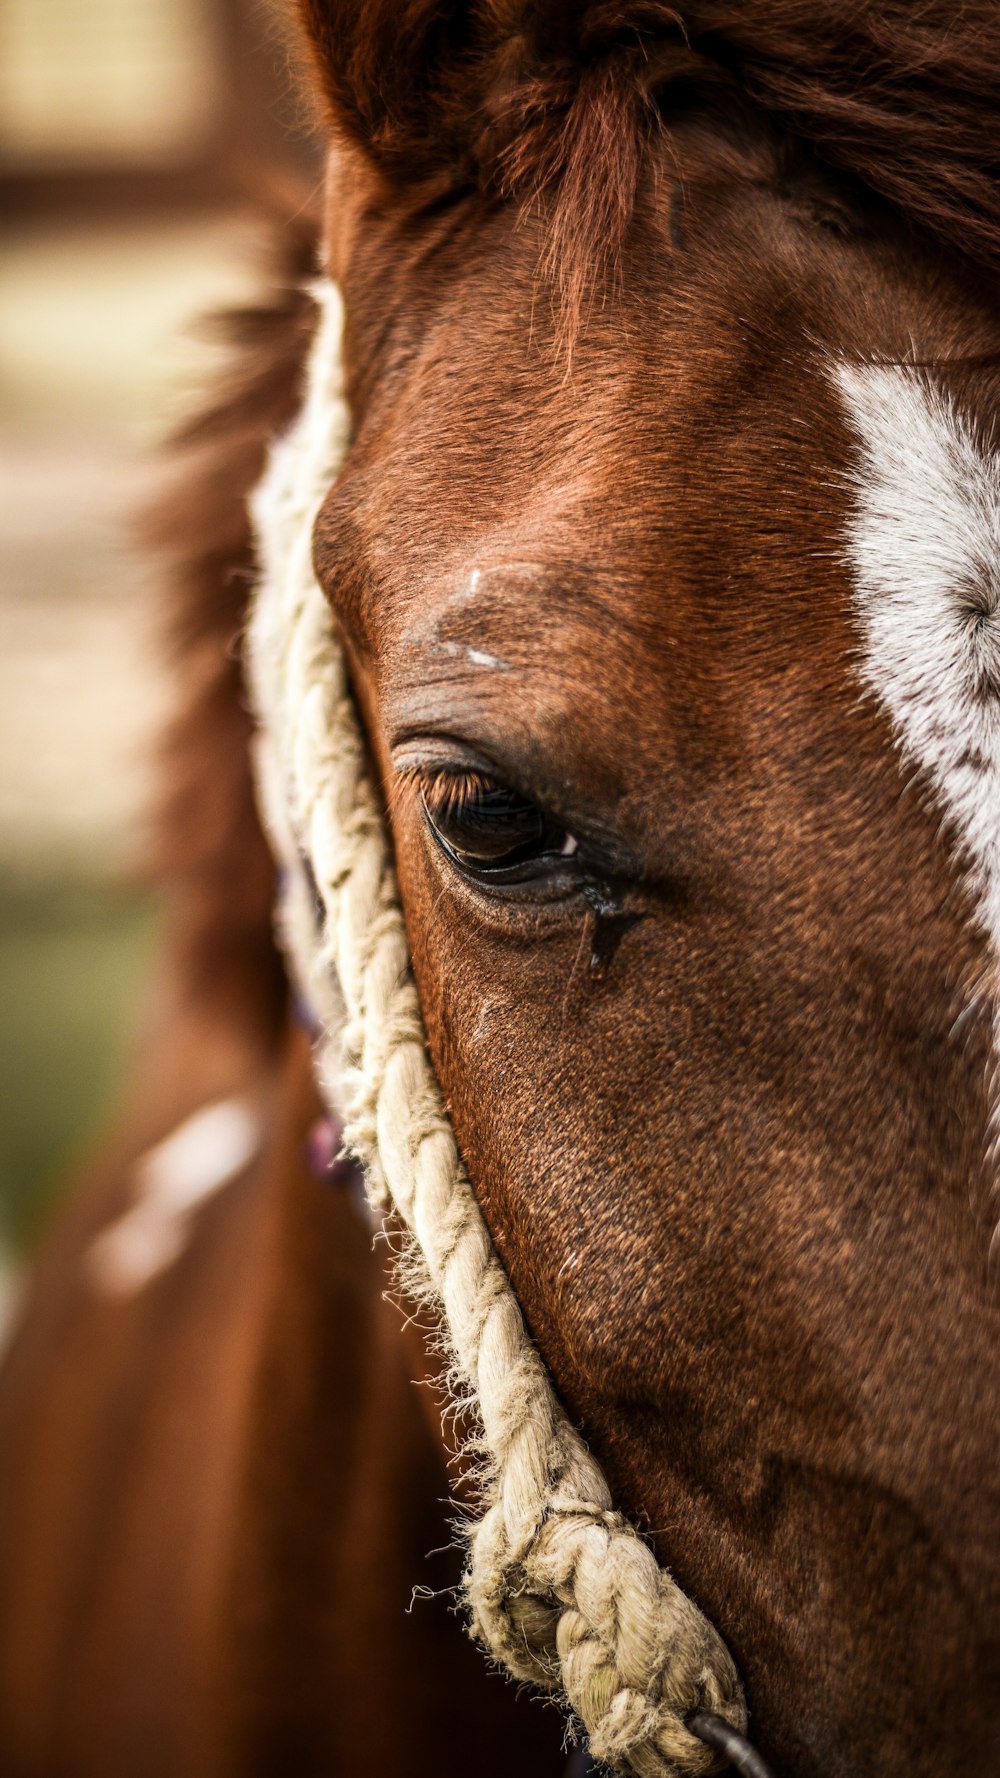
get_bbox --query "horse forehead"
[339,350,851,667]
[389,560,651,661]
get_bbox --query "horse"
[2,3,1000,1775]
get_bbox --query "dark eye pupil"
[422,772,551,870]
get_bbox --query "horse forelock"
[298,0,1000,356]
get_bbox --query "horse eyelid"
[393,755,641,887]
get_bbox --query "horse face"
[313,138,1000,1777]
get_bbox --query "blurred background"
[0,0,319,1282]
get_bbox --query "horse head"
[274,6,1000,1773]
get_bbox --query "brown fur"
[300,6,1000,1773]
[3,7,1000,1776]
[324,169,1000,1771]
[0,1018,564,1775]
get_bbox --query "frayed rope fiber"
[245,279,745,1776]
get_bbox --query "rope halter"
[246,278,747,1777]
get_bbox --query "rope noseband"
[247,280,749,1777]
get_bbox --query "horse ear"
[295,1,506,180]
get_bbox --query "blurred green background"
[0,879,157,1251]
[0,0,317,1269]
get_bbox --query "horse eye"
[420,770,576,876]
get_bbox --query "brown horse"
[3,4,1000,1776]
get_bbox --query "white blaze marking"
[836,362,1000,1138]
[87,1096,261,1296]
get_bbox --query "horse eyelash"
[398,766,502,823]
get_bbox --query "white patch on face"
[835,361,1000,1146]
[87,1096,262,1296]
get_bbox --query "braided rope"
[245,280,745,1776]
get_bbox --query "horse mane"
[145,205,319,1043]
[298,0,1000,330]
[695,2,1000,273]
